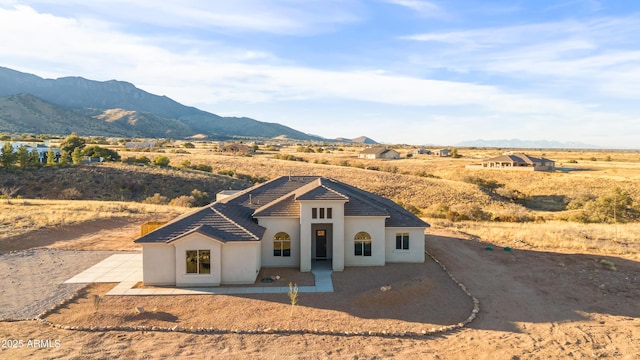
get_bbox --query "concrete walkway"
[65,254,334,296]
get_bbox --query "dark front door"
[316,229,327,258]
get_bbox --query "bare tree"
[0,186,21,203]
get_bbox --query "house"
[125,141,155,149]
[432,149,451,157]
[358,148,400,160]
[412,148,431,155]
[0,141,61,163]
[135,176,429,286]
[480,153,555,171]
[221,143,255,154]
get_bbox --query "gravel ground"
[0,249,120,320]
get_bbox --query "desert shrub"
[218,169,235,177]
[60,187,81,200]
[123,156,151,165]
[296,146,315,153]
[397,201,422,216]
[183,142,195,149]
[154,156,171,167]
[314,159,329,165]
[170,149,190,154]
[414,170,440,179]
[193,164,213,172]
[143,193,169,205]
[462,176,504,193]
[190,189,212,207]
[590,157,597,161]
[381,165,398,174]
[570,188,638,224]
[491,204,533,222]
[273,154,307,162]
[169,195,195,207]
[180,160,192,169]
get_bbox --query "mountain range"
[456,139,599,149]
[0,66,329,141]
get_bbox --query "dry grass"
[433,220,640,260]
[0,199,187,239]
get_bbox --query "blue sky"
[1,1,639,147]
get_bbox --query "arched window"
[354,231,372,256]
[274,232,291,257]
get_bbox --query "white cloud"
[381,0,444,17]
[11,0,363,35]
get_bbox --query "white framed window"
[395,233,409,250]
[273,232,291,257]
[354,231,372,256]
[186,250,211,274]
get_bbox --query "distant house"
[0,141,61,163]
[479,153,555,171]
[432,149,451,157]
[135,176,428,286]
[358,148,400,160]
[221,143,255,154]
[412,148,431,155]
[125,142,155,149]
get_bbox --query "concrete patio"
[65,254,334,296]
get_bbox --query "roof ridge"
[319,178,350,199]
[210,207,260,240]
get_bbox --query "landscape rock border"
[34,250,480,338]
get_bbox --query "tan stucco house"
[358,148,400,159]
[480,153,555,171]
[135,176,428,286]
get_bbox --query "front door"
[315,229,327,258]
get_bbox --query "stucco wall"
[173,233,222,286]
[257,217,300,268]
[221,242,261,284]
[299,199,347,271]
[385,227,425,263]
[343,216,386,266]
[141,244,176,286]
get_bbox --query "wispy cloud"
[381,0,444,17]
[11,0,363,35]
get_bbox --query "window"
[396,233,409,250]
[354,231,372,256]
[186,250,211,274]
[273,232,291,257]
[312,207,332,219]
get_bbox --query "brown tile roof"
[135,176,428,244]
[482,153,554,164]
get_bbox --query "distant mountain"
[0,94,128,136]
[0,66,323,140]
[336,136,379,144]
[456,139,600,149]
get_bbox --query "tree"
[154,156,170,167]
[451,148,461,158]
[16,145,31,169]
[46,148,56,166]
[83,145,121,161]
[60,132,86,154]
[30,150,41,168]
[0,142,17,168]
[183,142,195,149]
[72,147,83,165]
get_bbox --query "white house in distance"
[358,148,400,160]
[135,176,429,287]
